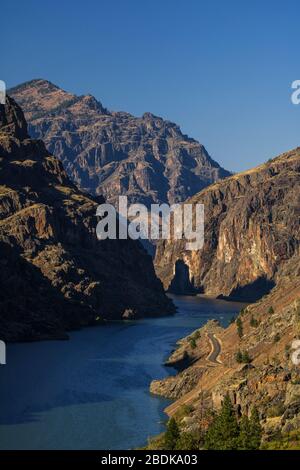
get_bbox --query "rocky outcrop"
[10,79,230,208]
[155,149,300,300]
[0,97,174,342]
[150,259,300,439]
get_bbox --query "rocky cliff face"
[155,149,300,300]
[0,97,174,342]
[150,256,300,440]
[10,79,230,208]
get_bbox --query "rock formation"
[155,148,300,301]
[151,146,300,443]
[10,79,230,208]
[0,97,174,342]
[150,255,300,441]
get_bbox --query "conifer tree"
[175,432,199,450]
[248,407,262,449]
[164,417,180,450]
[238,414,251,449]
[204,393,240,450]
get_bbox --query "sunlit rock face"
[155,148,300,301]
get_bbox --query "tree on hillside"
[204,393,240,450]
[237,407,262,450]
[235,350,243,363]
[175,432,199,450]
[164,417,180,450]
[236,317,244,338]
[238,414,251,449]
[248,407,262,449]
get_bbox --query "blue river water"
[0,295,245,450]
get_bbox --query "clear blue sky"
[2,0,299,172]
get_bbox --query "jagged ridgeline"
[9,79,230,208]
[0,97,175,342]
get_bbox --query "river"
[0,295,245,450]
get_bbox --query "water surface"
[0,295,244,449]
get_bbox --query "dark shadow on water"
[0,390,113,425]
[224,277,276,302]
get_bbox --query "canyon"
[155,148,300,301]
[0,97,174,342]
[2,82,300,447]
[149,147,300,446]
[150,256,300,444]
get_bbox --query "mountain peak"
[0,96,29,140]
[75,94,109,115]
[9,78,59,94]
[10,80,231,207]
[9,80,109,119]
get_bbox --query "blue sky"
[2,0,299,172]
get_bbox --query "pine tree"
[248,407,262,449]
[175,432,199,450]
[164,417,180,450]
[204,393,240,450]
[238,414,251,449]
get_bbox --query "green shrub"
[235,350,243,363]
[266,403,285,418]
[235,350,252,364]
[250,315,259,327]
[193,331,201,340]
[174,404,194,421]
[236,317,243,338]
[273,333,280,343]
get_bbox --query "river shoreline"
[0,295,244,450]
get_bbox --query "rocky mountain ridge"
[0,96,174,342]
[155,148,300,301]
[10,79,230,208]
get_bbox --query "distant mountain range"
[10,79,231,208]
